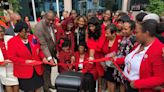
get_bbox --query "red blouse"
[102,35,122,55]
[87,31,106,52]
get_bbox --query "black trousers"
[43,64,52,91]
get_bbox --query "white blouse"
[124,44,151,81]
[78,58,84,69]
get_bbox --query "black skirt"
[126,81,138,92]
[18,70,43,91]
[104,67,116,82]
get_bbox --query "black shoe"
[49,85,56,89]
[44,90,52,92]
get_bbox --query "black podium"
[55,71,83,92]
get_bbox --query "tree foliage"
[8,0,21,12]
[146,0,164,15]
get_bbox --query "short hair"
[14,21,28,33]
[105,24,117,34]
[45,10,55,17]
[140,19,157,36]
[124,20,136,31]
[117,14,130,22]
[71,10,77,14]
[136,12,147,22]
[157,22,164,34]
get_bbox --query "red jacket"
[7,35,45,79]
[115,38,164,92]
[74,52,89,71]
[75,52,99,80]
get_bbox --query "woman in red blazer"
[114,19,164,92]
[7,21,46,92]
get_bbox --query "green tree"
[8,0,21,12]
[146,0,164,15]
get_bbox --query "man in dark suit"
[34,11,57,92]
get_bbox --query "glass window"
[19,0,64,21]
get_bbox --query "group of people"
[0,8,164,92]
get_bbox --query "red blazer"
[74,52,89,71]
[115,38,164,92]
[7,35,45,79]
[0,40,7,59]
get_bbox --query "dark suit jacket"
[5,24,15,36]
[34,20,56,58]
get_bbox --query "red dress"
[58,50,74,73]
[86,31,106,78]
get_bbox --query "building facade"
[19,0,149,22]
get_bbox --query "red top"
[87,31,106,52]
[101,23,106,35]
[101,35,122,55]
[115,38,164,92]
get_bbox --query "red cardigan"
[7,35,45,79]
[115,38,164,92]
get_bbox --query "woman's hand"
[71,56,76,63]
[130,81,135,89]
[25,60,35,64]
[88,57,94,64]
[43,58,48,63]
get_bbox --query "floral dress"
[114,35,136,83]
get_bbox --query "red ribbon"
[44,57,130,82]
[5,57,130,82]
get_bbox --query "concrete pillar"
[56,0,60,17]
[31,0,37,23]
[122,0,128,12]
[64,0,72,12]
